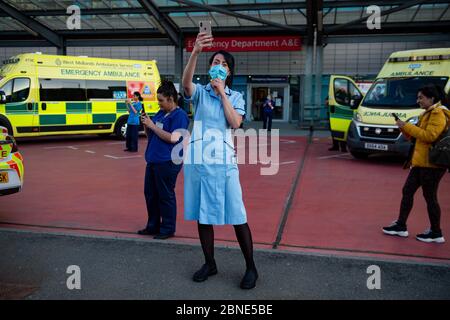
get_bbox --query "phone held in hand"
[199,20,212,36]
[392,113,400,121]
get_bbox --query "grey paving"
[0,229,449,300]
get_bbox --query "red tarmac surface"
[1,134,449,264]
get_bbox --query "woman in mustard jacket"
[383,85,449,243]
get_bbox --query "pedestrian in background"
[262,94,274,131]
[182,32,258,290]
[125,91,143,152]
[138,80,189,240]
[383,85,450,243]
[325,96,347,152]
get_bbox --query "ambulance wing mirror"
[0,91,6,104]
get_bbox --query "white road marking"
[259,160,296,165]
[104,155,142,160]
[317,153,351,160]
[280,139,297,144]
[44,146,77,150]
[279,161,296,165]
[44,144,90,150]
[85,150,96,154]
[106,142,125,145]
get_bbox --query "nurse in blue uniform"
[182,32,258,289]
[139,81,190,240]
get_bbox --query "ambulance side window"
[86,80,127,100]
[0,80,12,103]
[349,82,362,100]
[11,78,30,102]
[40,79,86,101]
[0,78,30,103]
[334,79,350,106]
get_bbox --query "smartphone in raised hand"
[199,20,212,36]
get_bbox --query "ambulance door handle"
[41,103,47,111]
[27,102,33,111]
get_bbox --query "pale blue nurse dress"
[184,83,247,225]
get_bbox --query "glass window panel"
[12,78,30,102]
[0,80,13,103]
[323,8,336,25]
[0,18,24,31]
[334,78,350,106]
[153,0,179,6]
[387,7,417,22]
[335,7,365,24]
[86,80,127,100]
[415,4,448,21]
[83,15,113,28]
[126,14,156,28]
[39,78,87,102]
[35,16,67,30]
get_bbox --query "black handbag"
[429,127,450,169]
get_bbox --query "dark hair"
[418,85,446,105]
[157,80,178,102]
[209,50,235,88]
[133,91,143,102]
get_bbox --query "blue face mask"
[208,64,228,81]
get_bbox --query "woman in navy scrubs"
[262,94,275,131]
[138,81,190,240]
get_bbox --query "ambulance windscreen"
[362,77,448,109]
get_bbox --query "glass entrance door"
[249,85,288,121]
[268,87,285,120]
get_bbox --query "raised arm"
[182,32,213,97]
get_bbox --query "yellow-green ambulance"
[329,48,450,159]
[0,53,161,139]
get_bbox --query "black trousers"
[263,112,273,131]
[397,167,446,233]
[126,124,139,151]
[144,162,182,235]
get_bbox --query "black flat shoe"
[137,228,157,236]
[193,263,218,282]
[153,233,174,240]
[240,268,258,289]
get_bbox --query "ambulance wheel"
[114,117,128,140]
[0,117,13,136]
[350,150,369,159]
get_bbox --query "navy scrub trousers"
[144,161,182,235]
[263,111,273,131]
[126,124,139,152]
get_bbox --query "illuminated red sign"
[185,36,302,52]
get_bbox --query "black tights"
[198,222,256,270]
[397,167,446,233]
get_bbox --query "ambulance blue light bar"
[389,55,450,62]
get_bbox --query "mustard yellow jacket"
[402,102,450,168]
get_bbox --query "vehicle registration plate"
[0,172,8,183]
[364,143,388,151]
